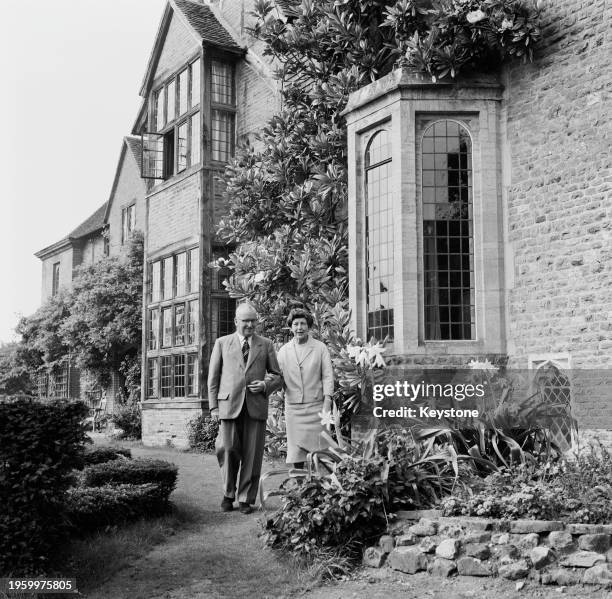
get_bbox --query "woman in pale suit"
[277,308,334,468]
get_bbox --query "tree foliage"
[0,344,35,396]
[217,0,541,338]
[15,233,144,390]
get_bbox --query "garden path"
[84,439,610,599]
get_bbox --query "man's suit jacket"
[207,333,281,420]
[277,337,334,404]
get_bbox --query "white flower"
[501,17,513,31]
[367,343,387,368]
[468,359,498,371]
[253,271,266,283]
[466,9,486,24]
[319,410,334,427]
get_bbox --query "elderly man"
[207,303,281,514]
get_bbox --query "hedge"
[0,398,88,575]
[81,446,132,467]
[82,458,178,500]
[64,483,168,532]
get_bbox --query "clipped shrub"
[0,398,88,575]
[64,483,167,532]
[186,414,219,453]
[81,446,132,467]
[82,458,178,500]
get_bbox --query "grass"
[56,504,199,595]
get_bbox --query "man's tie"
[242,339,249,364]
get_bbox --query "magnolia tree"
[217,0,541,410]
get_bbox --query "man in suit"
[208,303,281,514]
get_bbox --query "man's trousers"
[215,402,266,504]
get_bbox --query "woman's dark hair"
[286,308,313,328]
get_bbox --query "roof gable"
[139,0,243,98]
[69,202,108,239]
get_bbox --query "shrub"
[81,446,132,467]
[441,445,612,524]
[64,483,168,532]
[0,398,88,575]
[81,459,178,501]
[186,414,219,453]
[111,398,142,439]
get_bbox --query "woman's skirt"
[285,400,330,464]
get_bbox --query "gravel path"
[83,440,610,599]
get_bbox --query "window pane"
[128,204,135,232]
[190,59,200,107]
[155,88,165,131]
[190,112,200,166]
[422,120,474,340]
[151,261,161,302]
[174,355,186,397]
[163,256,173,299]
[187,354,198,395]
[148,309,159,350]
[52,262,60,296]
[187,300,198,345]
[147,358,159,398]
[174,303,185,346]
[177,121,188,172]
[212,110,234,162]
[211,61,234,105]
[178,69,188,116]
[211,297,236,345]
[161,356,172,398]
[162,307,173,347]
[365,130,394,342]
[167,79,176,123]
[189,248,199,293]
[175,252,187,297]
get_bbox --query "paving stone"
[409,518,438,537]
[456,557,495,577]
[378,535,395,554]
[509,520,564,534]
[578,533,610,553]
[418,536,437,554]
[582,563,612,587]
[464,542,490,560]
[541,568,583,586]
[547,530,574,552]
[560,550,606,568]
[566,523,612,535]
[436,538,461,559]
[395,533,417,546]
[363,546,386,568]
[530,546,554,569]
[429,557,457,577]
[499,566,526,586]
[388,547,429,574]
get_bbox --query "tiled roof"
[125,135,142,171]
[173,0,241,51]
[68,202,108,239]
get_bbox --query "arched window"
[365,130,393,341]
[422,120,474,340]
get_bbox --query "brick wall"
[503,0,612,431]
[108,143,147,257]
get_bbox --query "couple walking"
[207,303,334,513]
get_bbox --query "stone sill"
[142,399,205,410]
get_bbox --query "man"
[207,303,281,514]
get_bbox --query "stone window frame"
[51,261,60,296]
[345,70,505,357]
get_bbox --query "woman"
[277,308,334,468]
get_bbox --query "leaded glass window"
[174,304,185,346]
[148,308,159,350]
[161,356,172,398]
[365,129,394,341]
[174,355,186,397]
[212,110,234,162]
[163,257,173,300]
[178,68,189,116]
[422,120,474,340]
[187,300,198,345]
[147,358,159,398]
[177,121,188,172]
[188,248,199,293]
[175,252,187,297]
[151,260,161,302]
[162,307,172,348]
[211,61,234,105]
[187,354,198,395]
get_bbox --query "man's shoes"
[221,496,234,512]
[238,502,254,514]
